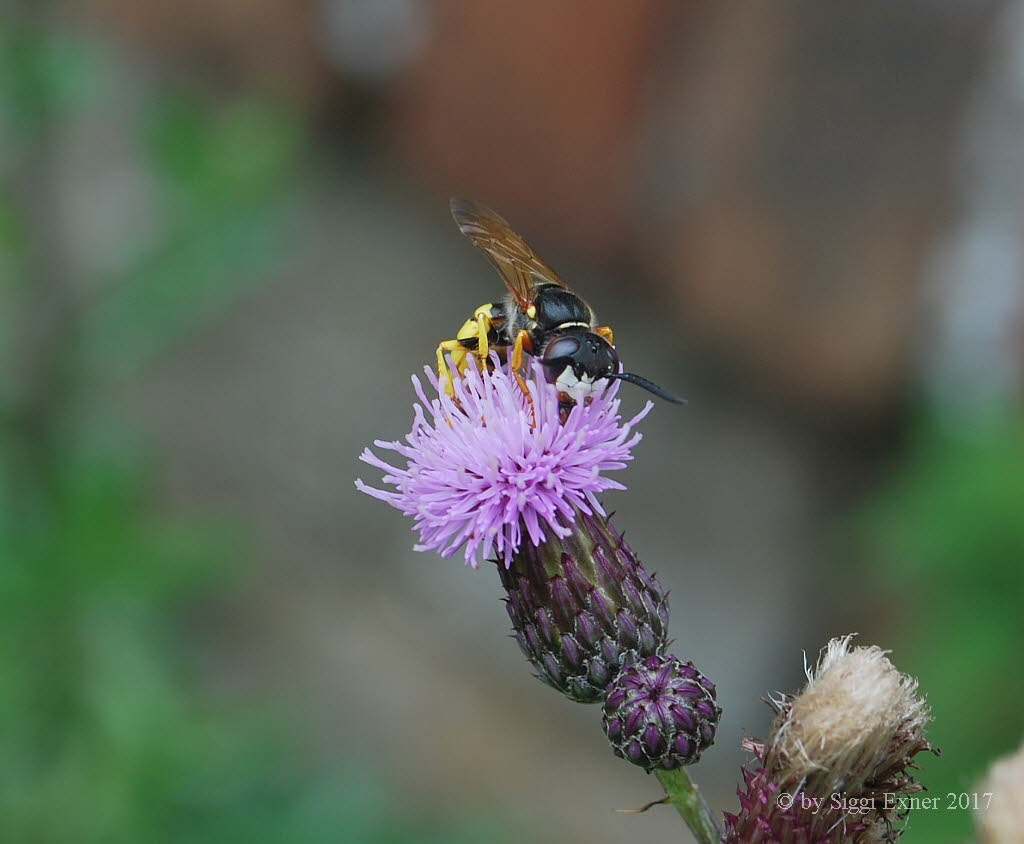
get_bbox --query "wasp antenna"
[605,372,686,404]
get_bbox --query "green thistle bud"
[498,509,670,704]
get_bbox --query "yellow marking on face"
[526,304,537,319]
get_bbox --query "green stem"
[655,767,723,843]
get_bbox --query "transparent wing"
[450,197,568,310]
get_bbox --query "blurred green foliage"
[80,92,304,380]
[0,17,102,131]
[860,417,1024,841]
[0,444,512,844]
[0,18,515,844]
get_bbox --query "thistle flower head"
[726,635,936,843]
[603,654,720,770]
[356,356,651,568]
[768,635,931,797]
[977,741,1024,843]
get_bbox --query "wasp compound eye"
[542,335,582,364]
[541,335,583,382]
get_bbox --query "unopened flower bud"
[499,509,669,703]
[602,654,720,770]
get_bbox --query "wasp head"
[540,332,684,407]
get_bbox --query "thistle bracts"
[603,655,720,770]
[498,508,669,703]
[727,741,871,843]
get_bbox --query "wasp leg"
[437,304,503,397]
[595,325,614,345]
[510,328,535,374]
[509,329,537,423]
[473,305,491,360]
[436,339,468,397]
[453,303,502,369]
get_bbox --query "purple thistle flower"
[356,356,651,568]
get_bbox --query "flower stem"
[655,768,722,843]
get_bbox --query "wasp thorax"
[532,285,592,331]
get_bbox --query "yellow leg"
[510,328,530,371]
[595,325,614,345]
[473,306,491,360]
[510,329,535,422]
[437,305,499,396]
[436,339,465,397]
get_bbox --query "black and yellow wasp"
[437,198,682,417]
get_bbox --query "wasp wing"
[450,197,568,310]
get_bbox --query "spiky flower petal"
[356,357,651,568]
[500,509,669,703]
[602,654,720,770]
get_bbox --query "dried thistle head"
[726,636,936,843]
[767,635,932,797]
[976,741,1024,843]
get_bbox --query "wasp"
[437,197,682,417]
